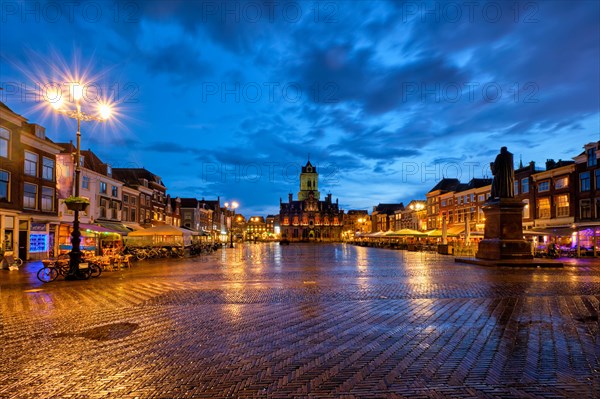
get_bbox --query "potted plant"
[64,196,90,212]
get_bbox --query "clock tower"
[298,159,320,201]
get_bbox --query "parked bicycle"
[37,255,100,282]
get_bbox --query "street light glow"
[98,103,112,120]
[72,83,83,101]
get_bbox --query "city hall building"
[279,160,344,242]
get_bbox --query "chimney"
[545,159,556,170]
[288,193,293,202]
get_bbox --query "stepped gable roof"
[199,199,220,211]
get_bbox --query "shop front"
[57,223,123,257]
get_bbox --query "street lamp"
[48,83,112,280]
[224,201,239,248]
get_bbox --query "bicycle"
[37,256,97,282]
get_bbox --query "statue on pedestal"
[490,146,514,199]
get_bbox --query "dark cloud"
[2,0,598,215]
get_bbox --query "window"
[555,194,569,217]
[523,199,530,219]
[140,195,145,205]
[130,196,137,206]
[580,199,592,219]
[123,194,129,204]
[538,181,550,192]
[99,198,108,218]
[441,199,446,207]
[522,178,529,193]
[587,147,597,167]
[130,208,136,222]
[111,185,118,197]
[0,170,9,201]
[514,180,519,195]
[478,194,485,202]
[596,198,600,219]
[42,157,55,181]
[100,181,107,194]
[24,151,38,176]
[122,207,129,221]
[537,198,550,218]
[0,127,9,158]
[580,172,591,192]
[41,187,54,211]
[82,176,90,189]
[24,183,37,209]
[555,176,568,190]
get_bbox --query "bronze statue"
[490,146,514,198]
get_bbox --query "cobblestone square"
[1,244,599,398]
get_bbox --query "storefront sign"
[31,223,47,232]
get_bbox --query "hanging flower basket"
[64,196,90,212]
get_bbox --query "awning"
[95,221,133,234]
[123,223,143,231]
[426,229,460,238]
[61,222,121,234]
[448,226,465,235]
[533,227,575,236]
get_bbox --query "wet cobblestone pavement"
[2,243,599,398]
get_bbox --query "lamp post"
[224,201,239,248]
[49,84,111,280]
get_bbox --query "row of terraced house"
[424,142,600,250]
[344,141,600,253]
[0,101,228,261]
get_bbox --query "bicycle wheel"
[90,263,102,278]
[76,267,92,280]
[15,257,24,266]
[37,267,58,283]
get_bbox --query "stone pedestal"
[476,198,533,260]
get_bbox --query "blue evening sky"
[1,0,599,216]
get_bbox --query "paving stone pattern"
[1,244,599,398]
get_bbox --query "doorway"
[18,230,27,260]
